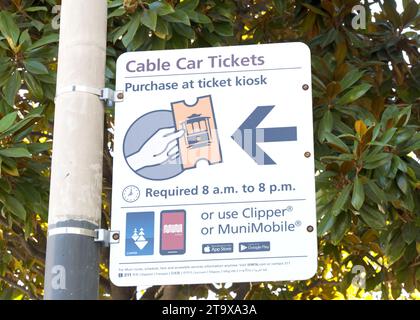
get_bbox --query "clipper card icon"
[171,95,222,170]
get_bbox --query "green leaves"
[337,83,372,105]
[351,176,365,210]
[386,232,406,265]
[149,1,175,16]
[339,70,365,92]
[359,205,386,230]
[363,153,392,170]
[331,184,352,216]
[214,22,234,37]
[0,148,32,158]
[187,11,211,24]
[176,0,199,11]
[23,59,49,75]
[0,112,17,132]
[402,0,419,27]
[23,72,43,99]
[383,0,401,27]
[331,212,351,244]
[324,132,350,153]
[3,195,26,220]
[123,12,141,45]
[3,71,21,106]
[140,9,158,31]
[162,10,190,26]
[26,33,59,51]
[402,223,416,244]
[0,11,20,46]
[318,109,333,142]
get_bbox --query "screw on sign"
[112,233,120,241]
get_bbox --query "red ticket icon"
[171,95,222,170]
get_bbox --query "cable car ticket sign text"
[110,42,317,286]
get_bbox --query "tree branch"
[0,275,39,300]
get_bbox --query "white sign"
[110,42,317,286]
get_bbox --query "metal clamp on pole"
[94,229,120,247]
[48,227,119,247]
[55,85,124,107]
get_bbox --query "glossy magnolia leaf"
[3,71,21,107]
[0,114,42,139]
[317,210,336,236]
[396,173,409,194]
[140,10,158,31]
[386,233,406,265]
[360,205,386,230]
[337,83,372,105]
[24,72,44,100]
[324,132,350,153]
[339,70,364,92]
[108,7,125,19]
[162,10,190,25]
[149,1,175,16]
[26,33,59,51]
[27,142,52,154]
[363,153,392,170]
[331,212,351,245]
[112,24,129,44]
[25,6,48,12]
[109,0,123,9]
[317,109,333,142]
[321,28,338,48]
[23,59,49,75]
[402,223,416,244]
[0,147,32,158]
[351,176,365,210]
[331,184,352,216]
[214,22,234,37]
[365,180,388,203]
[172,23,195,40]
[4,195,26,220]
[187,11,211,24]
[0,11,20,45]
[384,0,401,27]
[402,0,419,27]
[122,12,141,46]
[379,128,397,144]
[19,30,31,49]
[154,18,170,40]
[0,112,17,133]
[176,0,199,11]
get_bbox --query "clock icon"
[122,185,140,203]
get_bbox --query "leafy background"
[0,0,419,300]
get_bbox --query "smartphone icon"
[160,210,186,255]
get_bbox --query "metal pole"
[44,0,107,300]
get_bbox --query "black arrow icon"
[231,106,297,165]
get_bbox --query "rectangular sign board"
[110,42,317,286]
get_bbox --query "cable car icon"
[181,114,212,149]
[171,95,222,170]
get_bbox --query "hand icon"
[126,127,185,170]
